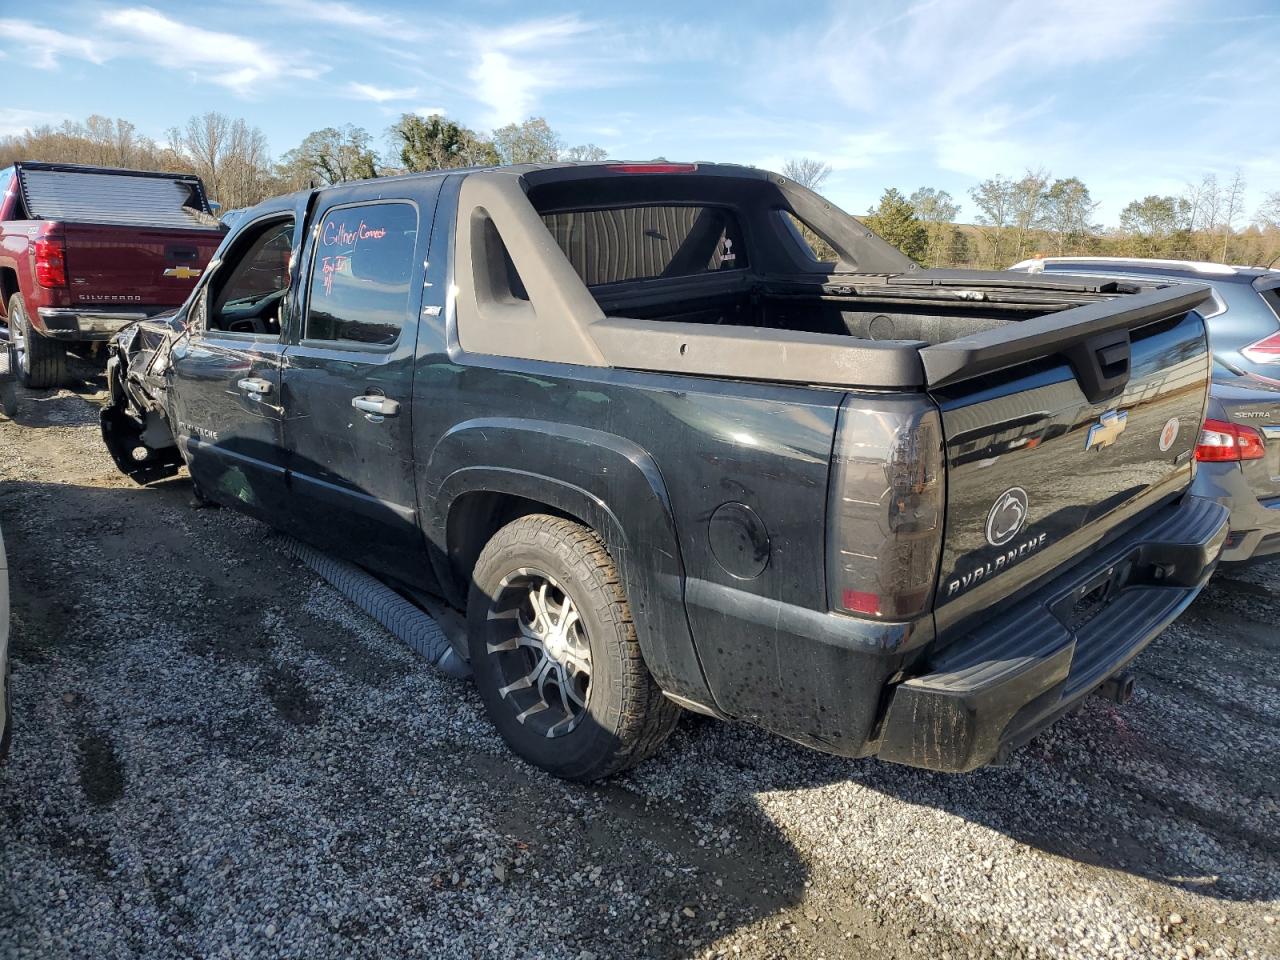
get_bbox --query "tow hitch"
[1094,671,1136,705]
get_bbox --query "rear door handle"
[352,394,400,419]
[237,377,272,396]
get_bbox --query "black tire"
[468,514,681,781]
[8,294,66,389]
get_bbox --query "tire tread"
[472,514,681,779]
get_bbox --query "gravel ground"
[0,369,1277,960]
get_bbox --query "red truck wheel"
[8,295,67,389]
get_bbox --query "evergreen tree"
[865,188,929,262]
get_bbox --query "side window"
[207,217,294,337]
[305,201,418,347]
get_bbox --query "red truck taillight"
[34,233,67,288]
[1195,418,1265,462]
[827,396,945,619]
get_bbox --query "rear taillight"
[827,397,945,620]
[1241,331,1280,365]
[1195,418,1266,462]
[34,234,67,287]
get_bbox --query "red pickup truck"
[0,162,224,387]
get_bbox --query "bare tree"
[1009,168,1052,262]
[168,112,273,209]
[1043,177,1100,256]
[561,144,607,161]
[969,175,1016,267]
[782,157,832,192]
[0,115,169,170]
[1258,192,1280,231]
[1220,169,1247,262]
[1182,173,1222,259]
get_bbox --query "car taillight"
[827,397,945,620]
[1195,418,1266,462]
[1241,331,1280,365]
[34,235,67,287]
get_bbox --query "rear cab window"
[304,201,419,348]
[541,205,747,288]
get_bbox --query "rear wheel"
[8,295,66,389]
[467,514,681,781]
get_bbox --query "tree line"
[829,164,1277,270]
[0,112,605,211]
[3,115,1276,269]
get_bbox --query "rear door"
[920,286,1214,637]
[280,182,438,586]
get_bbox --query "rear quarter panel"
[0,220,36,320]
[413,296,842,709]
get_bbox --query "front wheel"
[467,514,681,781]
[7,295,66,389]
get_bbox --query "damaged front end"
[101,316,185,484]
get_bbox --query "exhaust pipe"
[1095,671,1136,705]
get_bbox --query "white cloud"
[413,106,449,119]
[348,82,418,103]
[99,7,321,96]
[467,16,600,127]
[0,19,105,69]
[264,0,426,41]
[0,107,69,137]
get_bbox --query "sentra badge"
[986,487,1028,547]
[1085,409,1127,451]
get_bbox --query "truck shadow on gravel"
[2,471,1276,960]
[0,476,823,959]
[0,358,107,429]
[633,555,1280,906]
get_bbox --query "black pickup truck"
[101,162,1228,781]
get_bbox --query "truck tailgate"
[61,224,222,310]
[923,285,1214,639]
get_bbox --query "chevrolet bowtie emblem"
[1085,409,1127,451]
[163,266,202,279]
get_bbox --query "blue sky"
[2,0,1277,224]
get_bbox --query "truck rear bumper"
[875,495,1229,772]
[36,307,150,341]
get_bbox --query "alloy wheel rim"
[485,568,591,738]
